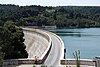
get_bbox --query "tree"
[0,51,4,67]
[73,50,80,67]
[0,21,28,59]
[53,10,57,20]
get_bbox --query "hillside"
[0,4,100,28]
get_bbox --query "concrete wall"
[61,59,95,66]
[23,29,51,59]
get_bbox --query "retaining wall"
[61,59,95,66]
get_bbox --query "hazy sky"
[1,0,100,6]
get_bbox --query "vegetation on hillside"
[0,21,28,60]
[0,51,4,67]
[0,4,100,28]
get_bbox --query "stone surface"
[23,30,49,58]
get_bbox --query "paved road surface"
[44,31,64,67]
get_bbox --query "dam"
[3,28,98,67]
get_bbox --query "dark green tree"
[0,21,28,60]
[0,51,4,67]
[53,10,57,20]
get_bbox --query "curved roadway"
[43,31,64,67]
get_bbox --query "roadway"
[43,31,64,67]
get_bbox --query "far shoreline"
[22,26,100,30]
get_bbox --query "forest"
[0,21,28,66]
[0,4,100,28]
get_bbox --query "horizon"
[1,4,100,7]
[1,0,100,6]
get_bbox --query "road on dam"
[18,28,64,67]
[44,31,64,67]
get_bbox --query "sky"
[1,0,100,6]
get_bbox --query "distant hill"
[0,4,100,28]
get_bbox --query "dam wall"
[23,28,51,59]
[3,28,52,66]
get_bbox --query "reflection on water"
[49,28,100,59]
[56,33,82,37]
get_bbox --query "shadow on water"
[50,30,100,37]
[49,30,82,37]
[56,33,82,37]
[49,30,81,33]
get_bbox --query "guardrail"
[3,28,52,67]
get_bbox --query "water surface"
[49,28,100,59]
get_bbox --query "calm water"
[49,28,100,59]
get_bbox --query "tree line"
[0,4,100,28]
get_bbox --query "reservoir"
[49,28,100,59]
